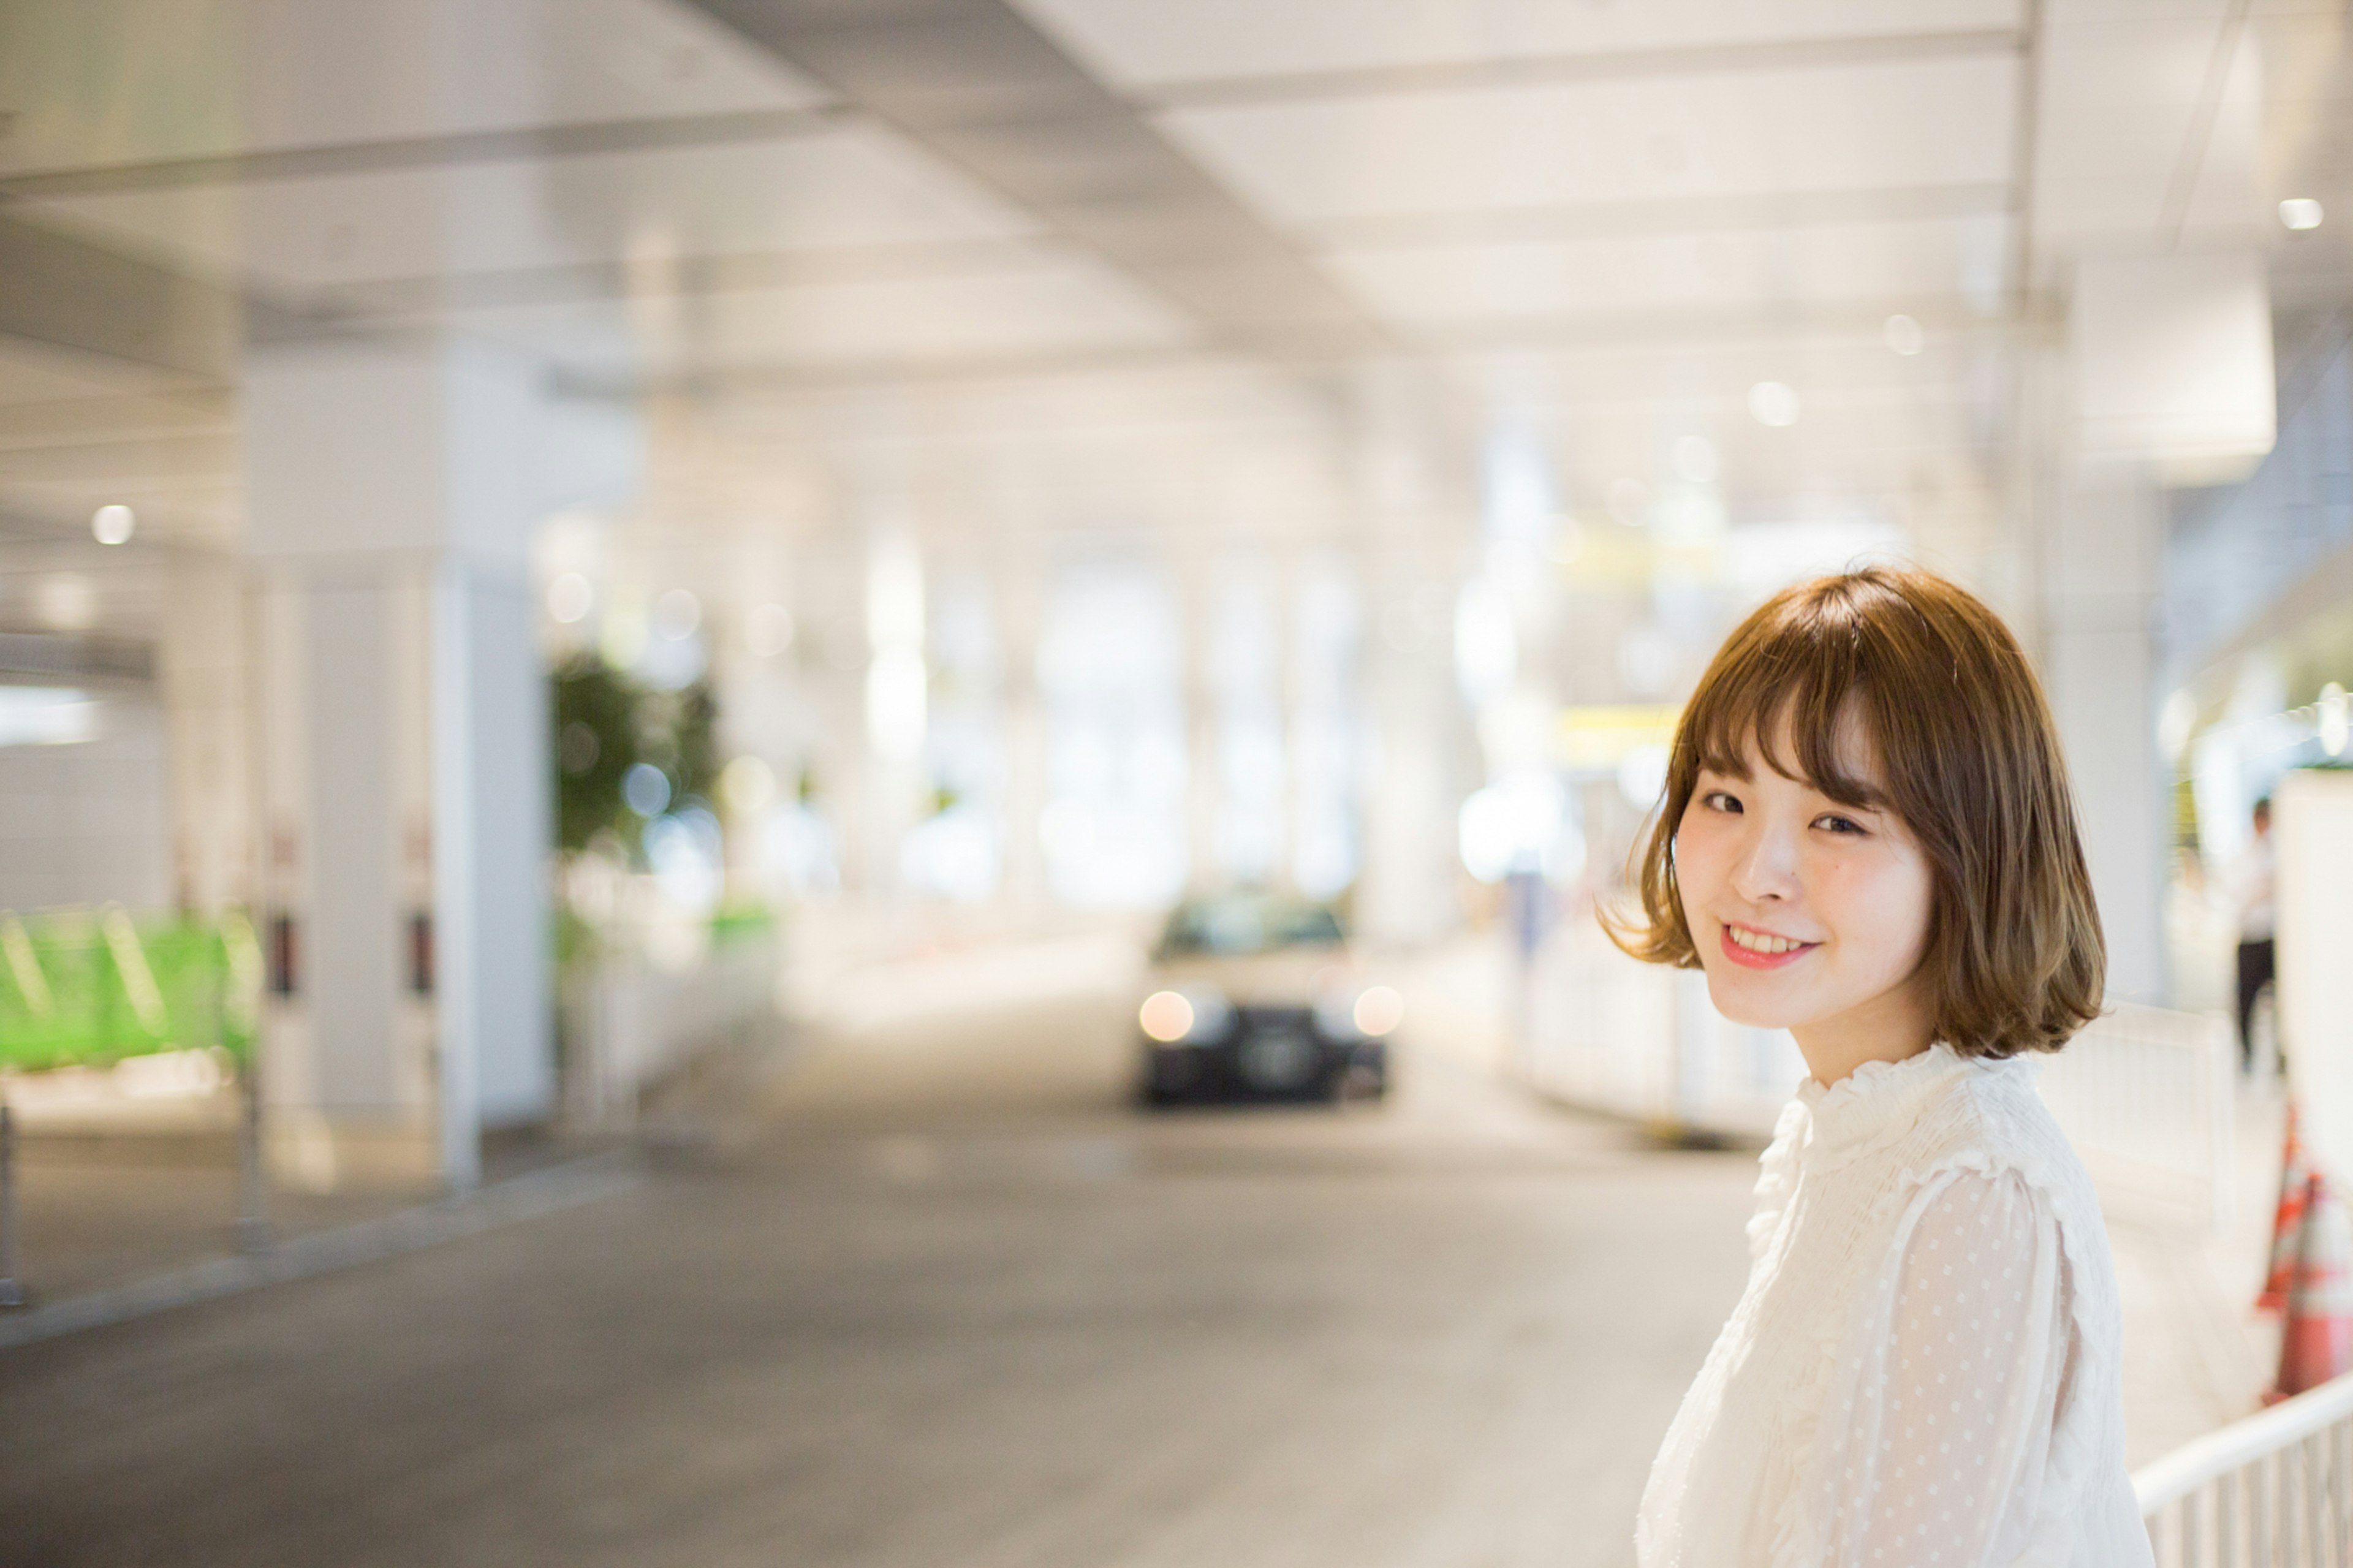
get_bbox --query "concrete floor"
[0,942,1760,1568]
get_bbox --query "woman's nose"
[1730,823,1800,903]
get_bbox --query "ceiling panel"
[238,0,832,150]
[1156,57,2020,226]
[2031,12,2258,254]
[0,0,828,180]
[0,431,238,491]
[0,336,214,409]
[17,127,1044,293]
[428,256,1194,375]
[1326,214,2011,327]
[1013,0,2022,89]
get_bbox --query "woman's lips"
[1717,924,1821,971]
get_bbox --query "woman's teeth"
[1729,927,1808,955]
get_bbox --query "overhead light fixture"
[1748,382,1799,428]
[1606,476,1650,526]
[1883,314,1925,356]
[1672,435,1718,485]
[546,571,593,624]
[2281,198,2324,232]
[36,574,97,632]
[91,504,135,545]
[747,603,795,658]
[653,588,702,640]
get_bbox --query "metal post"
[0,1100,23,1307]
[226,950,269,1254]
[237,1058,269,1253]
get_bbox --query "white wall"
[0,689,169,913]
[2276,768,2353,1187]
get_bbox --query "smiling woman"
[1610,569,2153,1568]
[1673,713,1939,1088]
[1612,566,2104,1067]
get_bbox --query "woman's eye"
[1814,814,1865,835]
[1702,791,1742,813]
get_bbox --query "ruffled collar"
[1791,1043,1976,1165]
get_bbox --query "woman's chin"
[1699,967,1805,1032]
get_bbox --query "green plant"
[550,657,720,860]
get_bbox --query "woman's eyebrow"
[1808,780,1890,811]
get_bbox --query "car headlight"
[1352,985,1404,1037]
[1140,987,1233,1044]
[1317,983,1404,1040]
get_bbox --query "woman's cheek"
[1829,849,1933,968]
[1673,822,1727,902]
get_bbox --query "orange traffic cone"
[2267,1172,2353,1403]
[2259,1102,2311,1312]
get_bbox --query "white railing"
[1521,928,2239,1208]
[1520,928,1806,1141]
[2135,1373,2353,1565]
[558,928,781,1129]
[2038,1002,2238,1232]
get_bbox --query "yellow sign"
[1556,705,1681,770]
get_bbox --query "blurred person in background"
[1616,570,2151,1567]
[2231,797,2276,1074]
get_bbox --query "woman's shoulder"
[1903,1055,2102,1221]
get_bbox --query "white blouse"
[1636,1044,2153,1568]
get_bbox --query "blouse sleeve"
[1819,1168,2074,1567]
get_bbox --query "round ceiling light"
[1748,382,1800,428]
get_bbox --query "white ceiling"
[18,126,1048,295]
[1012,0,2024,86]
[0,0,829,178]
[1155,55,2019,228]
[412,252,1193,378]
[1328,213,2012,330]
[0,0,2343,631]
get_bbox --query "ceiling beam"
[559,294,2038,401]
[680,0,1389,361]
[0,104,850,200]
[1142,27,2027,110]
[0,214,240,381]
[1307,183,2015,252]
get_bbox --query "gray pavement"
[0,947,1760,1568]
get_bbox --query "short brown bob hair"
[1607,566,2104,1058]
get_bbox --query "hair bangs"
[1680,610,1887,811]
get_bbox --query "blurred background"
[0,1,2349,1563]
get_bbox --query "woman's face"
[1672,713,1936,1058]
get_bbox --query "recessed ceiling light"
[1748,382,1800,428]
[1606,476,1650,525]
[546,571,593,624]
[654,588,702,640]
[36,573,97,631]
[91,504,134,545]
[1884,314,1925,355]
[1672,435,1718,485]
[748,603,795,659]
[2281,198,2324,232]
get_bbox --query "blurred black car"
[1136,893,1402,1106]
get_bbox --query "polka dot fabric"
[1636,1046,2153,1568]
[1822,1170,2069,1564]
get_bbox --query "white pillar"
[150,551,249,917]
[2050,250,2278,1009]
[1358,597,1458,946]
[2042,470,2168,1005]
[240,333,566,1191]
[997,551,1048,921]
